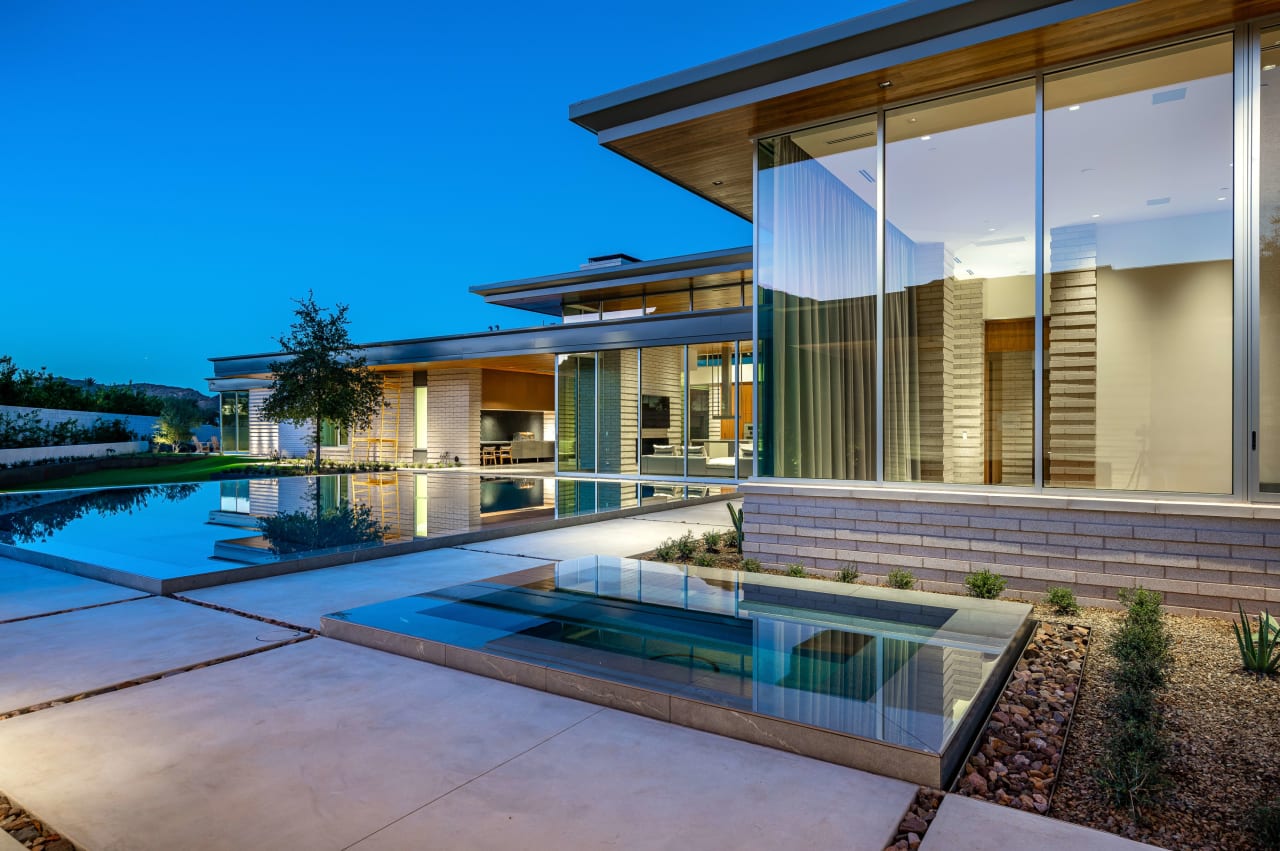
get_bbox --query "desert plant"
[886,568,915,590]
[702,530,723,551]
[726,502,744,547]
[1233,603,1280,676]
[837,564,859,583]
[674,532,697,560]
[1045,586,1080,616]
[654,538,678,562]
[693,552,715,568]
[786,563,806,578]
[741,557,762,573]
[722,530,738,551]
[964,568,1006,599]
[1251,801,1280,850]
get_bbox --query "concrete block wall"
[424,368,482,466]
[741,483,1280,619]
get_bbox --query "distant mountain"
[64,379,220,415]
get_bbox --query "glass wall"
[758,114,878,480]
[640,346,686,477]
[598,349,639,474]
[557,353,597,472]
[1261,27,1280,494]
[884,82,1035,485]
[756,33,1239,497]
[1044,36,1233,493]
[219,391,250,452]
[688,343,739,478]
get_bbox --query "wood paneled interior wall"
[481,369,554,411]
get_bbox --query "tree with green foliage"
[153,398,206,452]
[259,292,386,473]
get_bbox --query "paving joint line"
[169,594,319,635]
[0,635,314,721]
[0,594,153,626]
[340,707,607,851]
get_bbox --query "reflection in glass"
[598,349,639,474]
[556,353,596,472]
[640,346,686,477]
[644,289,692,315]
[688,343,738,478]
[1261,27,1280,493]
[1045,36,1233,493]
[758,115,877,479]
[220,391,250,452]
[884,82,1035,485]
[691,285,744,311]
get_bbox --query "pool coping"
[0,490,735,595]
[319,569,1036,788]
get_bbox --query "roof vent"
[580,253,641,270]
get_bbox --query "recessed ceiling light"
[1068,104,1081,111]
[1218,196,1228,201]
[908,117,917,123]
[987,227,997,232]
[1090,213,1101,218]
[711,180,724,186]
[1267,65,1277,71]
[921,135,932,141]
[879,80,893,89]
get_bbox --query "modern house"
[209,247,755,479]
[213,0,1280,617]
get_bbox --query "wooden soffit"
[599,0,1280,221]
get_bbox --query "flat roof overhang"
[470,246,751,315]
[208,307,752,384]
[570,0,1279,220]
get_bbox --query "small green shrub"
[885,569,915,590]
[964,568,1006,599]
[1045,586,1080,616]
[1097,586,1172,821]
[837,564,859,583]
[1251,801,1280,850]
[693,552,715,568]
[786,563,807,578]
[1233,604,1280,676]
[741,558,762,573]
[654,539,678,562]
[675,532,697,560]
[702,530,723,552]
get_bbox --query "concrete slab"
[0,596,279,713]
[635,497,741,528]
[921,794,1159,850]
[0,830,24,851]
[0,558,144,622]
[350,707,916,851]
[459,515,717,561]
[183,547,546,629]
[0,638,600,851]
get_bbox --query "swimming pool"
[0,473,733,593]
[322,555,1033,786]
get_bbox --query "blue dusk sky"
[1,0,893,391]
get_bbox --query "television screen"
[642,394,670,429]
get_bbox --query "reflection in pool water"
[0,473,733,582]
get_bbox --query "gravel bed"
[0,794,74,850]
[1049,603,1280,850]
[884,786,944,850]
[954,620,1088,811]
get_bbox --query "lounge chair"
[192,435,210,453]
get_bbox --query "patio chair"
[192,435,210,453]
[481,445,498,466]
[209,435,221,453]
[497,444,512,465]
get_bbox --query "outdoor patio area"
[0,501,1154,850]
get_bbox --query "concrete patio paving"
[0,595,289,714]
[0,499,1157,850]
[0,636,916,851]
[0,558,144,622]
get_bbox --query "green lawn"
[7,455,271,492]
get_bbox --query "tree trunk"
[314,413,322,475]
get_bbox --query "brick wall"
[741,483,1280,619]
[424,368,482,466]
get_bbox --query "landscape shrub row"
[0,355,165,416]
[0,410,137,450]
[1097,588,1172,821]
